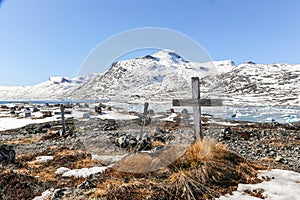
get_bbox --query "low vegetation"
[90,139,265,200]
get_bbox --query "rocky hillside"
[71,49,234,101]
[201,62,300,105]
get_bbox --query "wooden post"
[60,104,66,135]
[139,102,149,140]
[191,77,203,140]
[172,78,223,141]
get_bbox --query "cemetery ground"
[0,106,299,199]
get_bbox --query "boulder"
[0,145,16,164]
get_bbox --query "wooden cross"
[60,104,66,135]
[139,102,149,140]
[172,77,223,141]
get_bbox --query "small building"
[41,111,53,118]
[95,106,102,114]
[24,107,31,117]
[72,110,90,119]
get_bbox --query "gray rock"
[51,188,74,200]
[0,145,16,164]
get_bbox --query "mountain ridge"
[0,50,299,106]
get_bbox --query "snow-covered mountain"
[71,49,234,101]
[201,62,300,106]
[0,49,299,106]
[0,75,94,100]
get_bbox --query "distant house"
[10,107,16,115]
[24,107,31,117]
[95,106,102,114]
[72,109,90,119]
[41,111,53,117]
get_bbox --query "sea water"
[106,102,300,124]
[0,100,299,124]
[0,99,107,105]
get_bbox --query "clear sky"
[0,0,299,86]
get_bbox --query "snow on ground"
[35,156,53,163]
[55,167,71,175]
[92,154,127,164]
[95,111,139,120]
[0,111,72,131]
[218,169,300,200]
[210,120,241,126]
[160,113,178,122]
[35,168,299,199]
[32,189,53,200]
[59,166,108,178]
[0,116,58,131]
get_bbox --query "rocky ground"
[205,120,300,173]
[0,115,299,199]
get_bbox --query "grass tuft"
[89,138,264,199]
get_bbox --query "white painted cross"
[172,77,223,141]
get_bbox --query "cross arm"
[172,99,223,107]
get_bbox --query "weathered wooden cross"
[139,102,149,140]
[172,77,223,141]
[60,104,66,135]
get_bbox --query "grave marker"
[60,104,66,135]
[172,77,223,141]
[139,102,149,140]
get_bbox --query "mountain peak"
[151,49,188,64]
[49,76,71,84]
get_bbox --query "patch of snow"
[55,167,71,175]
[210,120,240,126]
[61,166,108,178]
[92,154,127,163]
[0,115,67,131]
[32,189,53,200]
[160,113,178,122]
[0,118,52,131]
[218,169,300,200]
[95,111,139,120]
[36,156,53,163]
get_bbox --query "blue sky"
[0,0,299,86]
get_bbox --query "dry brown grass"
[0,169,44,199]
[4,137,264,200]
[177,139,261,184]
[182,138,222,161]
[93,188,107,198]
[114,145,187,173]
[73,158,103,169]
[151,140,165,148]
[87,138,264,199]
[168,170,217,200]
[27,160,42,169]
[4,136,41,145]
[13,147,96,184]
[260,157,275,163]
[32,169,57,181]
[54,149,86,157]
[104,179,168,200]
[244,189,266,199]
